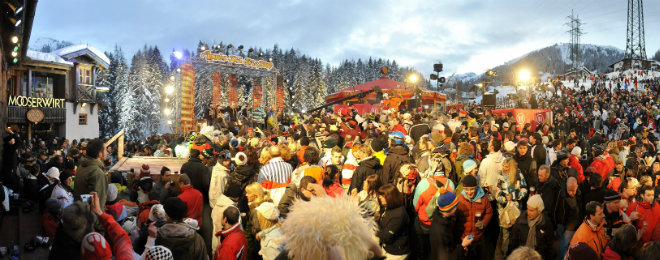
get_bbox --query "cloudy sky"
[31,0,659,77]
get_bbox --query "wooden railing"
[7,106,66,123]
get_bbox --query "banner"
[253,85,262,108]
[276,87,284,112]
[212,72,221,107]
[333,104,382,115]
[491,108,552,132]
[199,50,274,71]
[228,75,238,107]
[180,64,195,134]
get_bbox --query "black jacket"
[429,209,466,260]
[382,145,411,185]
[553,185,582,231]
[508,211,556,260]
[377,205,409,255]
[531,144,547,169]
[348,156,383,193]
[180,158,211,201]
[515,151,538,187]
[409,123,431,144]
[49,227,82,260]
[229,164,259,192]
[537,177,560,226]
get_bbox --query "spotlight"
[248,48,254,53]
[12,58,18,63]
[269,57,273,62]
[164,108,172,115]
[177,68,181,72]
[170,75,175,81]
[259,52,264,57]
[173,51,183,59]
[167,120,172,125]
[165,85,175,95]
[237,45,244,50]
[10,35,18,44]
[11,51,17,57]
[227,44,233,49]
[200,46,206,51]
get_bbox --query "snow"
[52,44,111,66]
[26,50,74,66]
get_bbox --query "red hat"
[81,232,111,260]
[248,127,254,132]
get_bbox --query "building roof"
[52,44,110,68]
[26,50,74,67]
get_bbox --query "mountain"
[446,43,625,92]
[29,37,74,53]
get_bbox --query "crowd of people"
[1,70,660,260]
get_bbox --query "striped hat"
[435,187,458,213]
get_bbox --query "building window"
[31,73,54,98]
[78,66,92,85]
[79,113,87,125]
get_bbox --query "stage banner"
[253,84,262,108]
[491,108,552,132]
[333,104,382,115]
[180,64,195,134]
[228,75,238,107]
[276,87,284,112]
[212,72,221,107]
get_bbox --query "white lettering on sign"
[8,96,66,108]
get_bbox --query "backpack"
[397,164,420,196]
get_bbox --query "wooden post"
[105,128,125,160]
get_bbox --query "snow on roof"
[51,44,110,68]
[26,50,74,66]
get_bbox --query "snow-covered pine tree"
[194,64,213,119]
[292,56,312,111]
[97,50,116,137]
[145,46,167,135]
[113,46,131,137]
[311,59,327,107]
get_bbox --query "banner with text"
[199,50,274,71]
[212,72,221,107]
[180,64,196,133]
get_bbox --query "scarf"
[526,214,542,249]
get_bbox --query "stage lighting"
[11,35,18,44]
[173,51,183,59]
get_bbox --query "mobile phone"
[468,233,474,240]
[80,194,92,202]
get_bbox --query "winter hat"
[163,197,186,221]
[462,174,478,188]
[232,152,248,166]
[527,194,545,212]
[503,141,516,153]
[542,136,549,145]
[140,164,150,177]
[46,167,60,180]
[604,190,621,203]
[463,160,478,174]
[503,122,510,128]
[143,245,173,260]
[323,138,338,149]
[200,125,214,140]
[107,184,118,202]
[230,138,241,148]
[59,171,73,185]
[565,242,599,260]
[557,152,570,162]
[255,202,280,221]
[202,148,214,159]
[371,138,385,152]
[149,204,166,222]
[389,131,405,145]
[435,188,459,213]
[81,232,112,260]
[571,146,582,156]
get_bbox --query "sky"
[30,0,660,77]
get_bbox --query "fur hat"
[435,188,458,212]
[143,245,173,260]
[46,167,60,180]
[281,197,376,260]
[462,174,478,187]
[571,146,582,156]
[527,194,545,212]
[149,204,167,223]
[255,202,280,221]
[107,184,118,202]
[81,232,112,260]
[463,160,477,174]
[232,152,248,166]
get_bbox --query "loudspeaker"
[482,93,496,106]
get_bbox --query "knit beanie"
[571,146,582,156]
[143,245,173,260]
[527,194,545,212]
[463,160,477,174]
[435,187,458,212]
[106,183,118,202]
[565,242,599,260]
[80,232,112,260]
[255,202,280,221]
[163,197,186,221]
[462,174,478,187]
[603,190,621,203]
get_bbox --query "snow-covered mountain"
[29,37,75,53]
[447,43,625,92]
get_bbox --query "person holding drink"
[457,175,493,259]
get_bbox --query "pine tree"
[97,51,117,137]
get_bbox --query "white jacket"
[477,151,503,188]
[50,184,73,209]
[209,163,229,209]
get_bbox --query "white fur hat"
[46,167,60,180]
[504,141,516,153]
[255,202,279,221]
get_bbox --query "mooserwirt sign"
[8,95,66,108]
[199,50,274,71]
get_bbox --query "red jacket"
[589,153,615,181]
[41,211,59,238]
[457,188,493,241]
[602,245,633,260]
[569,154,585,183]
[98,213,134,260]
[178,185,204,225]
[215,223,248,260]
[625,201,660,243]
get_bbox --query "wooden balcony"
[8,106,66,124]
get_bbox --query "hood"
[359,156,381,168]
[235,164,256,176]
[215,194,237,208]
[158,222,197,238]
[79,155,104,169]
[389,145,408,156]
[486,151,503,162]
[461,186,485,202]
